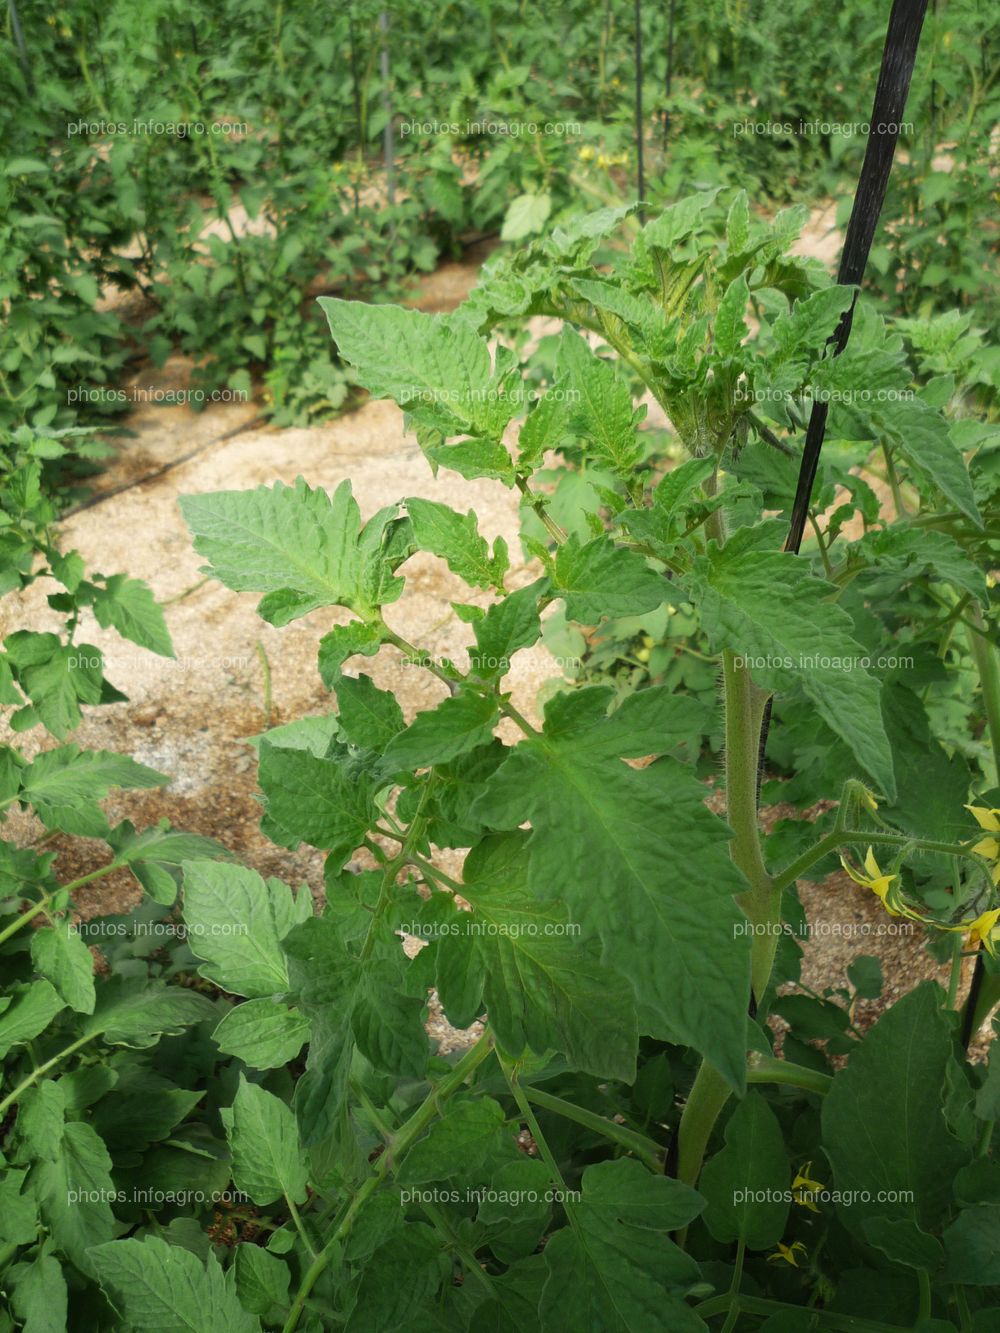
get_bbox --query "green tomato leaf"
[382,691,500,771]
[699,1092,789,1249]
[557,328,643,477]
[91,574,174,657]
[30,921,95,1014]
[90,1235,261,1332]
[181,478,404,623]
[553,534,665,624]
[406,497,509,592]
[212,999,310,1070]
[474,690,751,1089]
[221,1076,309,1206]
[181,861,311,997]
[541,1158,707,1333]
[433,832,639,1081]
[684,528,896,799]
[821,982,971,1230]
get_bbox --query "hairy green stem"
[694,1292,913,1331]
[522,1085,664,1171]
[966,601,1000,786]
[0,860,123,947]
[676,1061,732,1192]
[0,1032,97,1118]
[746,1054,832,1096]
[281,1034,494,1333]
[723,650,776,1002]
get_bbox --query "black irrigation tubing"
[750,0,929,1016]
[634,0,646,223]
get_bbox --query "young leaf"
[469,581,544,680]
[8,1254,67,1332]
[30,922,95,1014]
[256,741,379,861]
[90,1236,261,1333]
[213,998,310,1070]
[18,746,167,837]
[221,1076,309,1206]
[181,478,397,624]
[699,1093,789,1249]
[684,529,896,799]
[540,1158,706,1332]
[181,861,310,997]
[406,497,509,592]
[90,574,174,657]
[553,535,665,624]
[0,981,65,1059]
[234,1245,290,1317]
[319,298,516,442]
[874,397,982,525]
[33,1121,116,1269]
[382,691,500,771]
[334,674,405,750]
[557,328,642,477]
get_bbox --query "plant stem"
[523,1085,664,1171]
[723,650,775,1002]
[947,930,965,1009]
[497,1054,579,1225]
[746,1054,832,1096]
[285,1194,317,1260]
[720,1239,746,1333]
[917,1268,932,1323]
[0,861,123,948]
[0,1032,97,1118]
[281,1034,494,1333]
[515,474,567,545]
[359,779,435,962]
[676,1060,732,1192]
[966,602,1000,786]
[694,1292,912,1331]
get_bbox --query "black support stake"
[784,0,930,557]
[753,0,930,1000]
[635,0,646,224]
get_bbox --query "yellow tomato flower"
[966,806,1000,868]
[768,1241,808,1266]
[792,1162,824,1213]
[968,908,1000,956]
[840,847,900,915]
[577,144,595,163]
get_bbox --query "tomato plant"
[10,196,987,1329]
